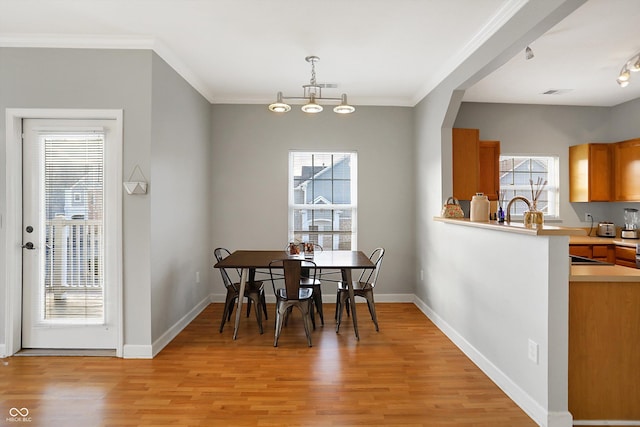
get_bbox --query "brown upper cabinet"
[452,128,500,201]
[613,138,640,201]
[570,138,640,202]
[569,143,612,202]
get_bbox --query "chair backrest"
[359,247,385,288]
[269,259,317,300]
[214,247,238,291]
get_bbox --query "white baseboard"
[123,294,212,359]
[0,344,7,359]
[122,344,153,359]
[210,292,415,304]
[547,411,573,427]
[574,421,640,426]
[413,296,572,427]
[150,294,212,358]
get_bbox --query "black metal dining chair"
[298,243,325,326]
[335,247,385,332]
[269,258,316,347]
[214,247,267,334]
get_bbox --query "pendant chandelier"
[268,56,355,114]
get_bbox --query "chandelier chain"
[310,60,317,86]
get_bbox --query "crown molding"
[411,0,529,105]
[0,33,155,49]
[0,34,215,103]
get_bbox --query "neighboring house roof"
[294,156,350,189]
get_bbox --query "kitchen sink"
[570,255,614,266]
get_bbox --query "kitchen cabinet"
[615,245,637,268]
[569,280,640,421]
[569,143,612,202]
[613,138,640,201]
[569,244,615,263]
[452,128,500,201]
[478,140,500,201]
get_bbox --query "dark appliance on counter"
[636,245,640,268]
[570,255,614,266]
[596,222,616,237]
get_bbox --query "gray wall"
[0,47,153,349]
[150,54,212,343]
[0,48,211,354]
[610,97,640,141]
[210,105,416,298]
[454,102,640,227]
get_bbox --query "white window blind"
[43,132,105,323]
[289,151,357,250]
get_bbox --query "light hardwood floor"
[0,303,536,426]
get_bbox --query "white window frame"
[288,151,358,250]
[499,154,559,219]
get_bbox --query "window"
[499,155,559,218]
[44,132,105,321]
[289,151,357,250]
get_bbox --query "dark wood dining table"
[214,250,375,340]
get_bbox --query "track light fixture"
[525,46,534,60]
[616,51,640,87]
[268,56,355,114]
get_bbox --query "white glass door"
[22,118,118,349]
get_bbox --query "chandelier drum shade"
[616,51,640,87]
[268,56,355,114]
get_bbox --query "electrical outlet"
[585,213,593,222]
[528,339,539,364]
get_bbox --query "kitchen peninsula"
[434,217,586,235]
[434,217,640,425]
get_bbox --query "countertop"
[570,263,640,282]
[434,217,586,236]
[569,234,639,248]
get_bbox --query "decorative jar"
[524,202,544,227]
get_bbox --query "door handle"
[22,242,35,250]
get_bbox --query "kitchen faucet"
[505,196,532,223]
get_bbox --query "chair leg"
[284,306,293,326]
[301,301,313,347]
[274,303,285,347]
[252,295,264,334]
[220,293,236,333]
[336,291,348,333]
[365,293,379,332]
[309,299,316,330]
[313,286,324,326]
[246,298,252,318]
[261,291,268,320]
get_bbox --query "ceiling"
[1,0,640,108]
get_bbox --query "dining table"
[214,250,375,340]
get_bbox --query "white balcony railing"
[45,218,103,289]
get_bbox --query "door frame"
[3,108,123,357]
